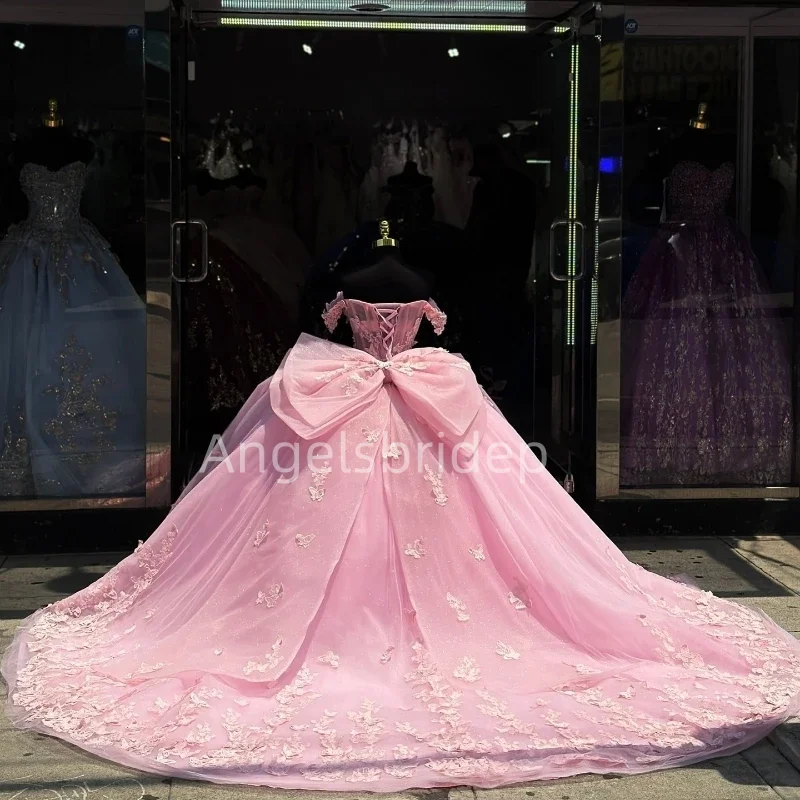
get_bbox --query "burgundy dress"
[621,161,793,487]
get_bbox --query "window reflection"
[0,25,146,499]
[177,28,546,480]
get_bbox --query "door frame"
[531,3,605,499]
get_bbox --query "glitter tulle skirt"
[0,219,145,497]
[621,215,793,487]
[4,329,800,790]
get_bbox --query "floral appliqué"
[243,636,284,675]
[362,427,381,444]
[295,533,315,548]
[124,661,168,679]
[321,295,345,331]
[424,302,447,335]
[393,361,428,377]
[317,651,339,669]
[453,656,481,682]
[404,539,425,559]
[424,465,448,506]
[309,462,332,502]
[469,546,486,561]
[495,642,520,660]
[447,592,470,622]
[347,699,385,746]
[384,443,402,460]
[253,521,270,547]
[508,592,527,610]
[257,583,284,608]
[342,372,365,396]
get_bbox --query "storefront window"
[175,25,548,480]
[0,24,146,500]
[620,36,795,488]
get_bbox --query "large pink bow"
[270,334,486,451]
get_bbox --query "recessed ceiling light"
[13,40,25,50]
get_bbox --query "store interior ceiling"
[2,1,798,28]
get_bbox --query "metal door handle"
[171,218,208,283]
[549,219,586,281]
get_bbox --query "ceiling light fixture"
[220,0,527,14]
[498,122,514,139]
[448,46,459,57]
[13,40,25,49]
[219,16,527,32]
[302,42,314,53]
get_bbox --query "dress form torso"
[668,126,733,171]
[339,249,433,304]
[662,129,736,220]
[16,127,94,172]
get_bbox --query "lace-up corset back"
[20,161,86,233]
[322,293,446,358]
[667,160,734,221]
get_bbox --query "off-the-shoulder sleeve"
[321,291,346,332]
[424,299,447,335]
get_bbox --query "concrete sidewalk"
[3,535,800,800]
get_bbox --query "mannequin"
[665,102,734,173]
[383,161,435,236]
[300,159,474,359]
[621,101,793,487]
[16,99,94,171]
[340,219,433,303]
[0,100,146,498]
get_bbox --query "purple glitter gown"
[622,161,793,487]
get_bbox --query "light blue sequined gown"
[0,161,145,498]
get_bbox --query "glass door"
[750,11,800,498]
[170,2,210,489]
[170,1,585,493]
[532,6,602,497]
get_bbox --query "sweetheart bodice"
[667,160,734,221]
[20,161,87,232]
[322,292,446,358]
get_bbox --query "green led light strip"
[566,40,579,347]
[219,15,528,31]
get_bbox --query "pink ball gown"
[3,293,800,790]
